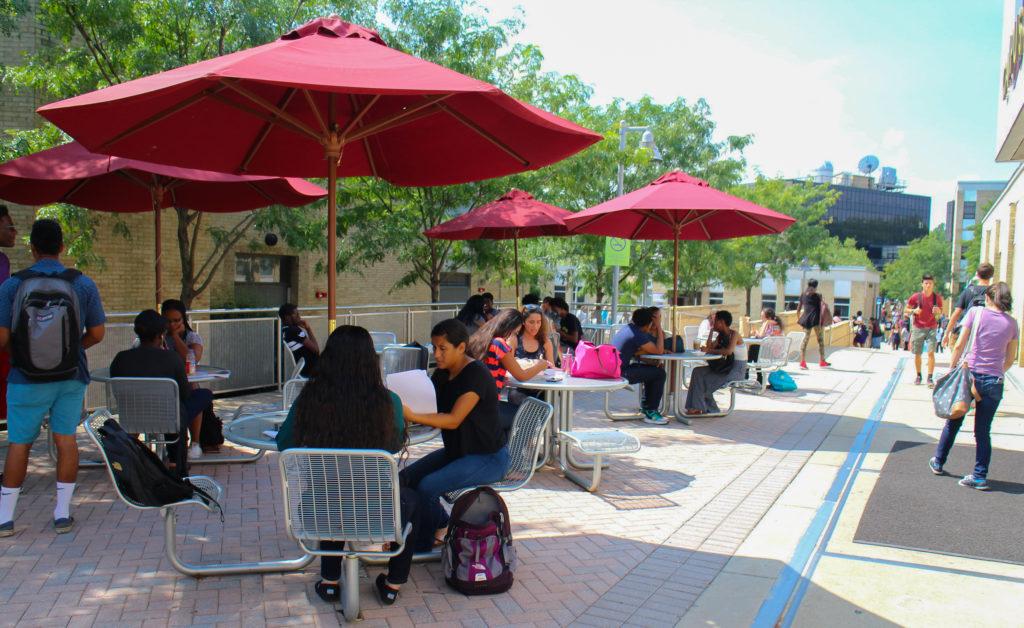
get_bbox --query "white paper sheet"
[386,369,438,414]
[262,430,279,439]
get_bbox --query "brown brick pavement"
[0,350,888,626]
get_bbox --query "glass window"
[833,298,850,319]
[761,276,776,294]
[761,296,777,312]
[784,295,801,311]
[785,278,802,296]
[708,290,724,305]
[834,280,851,298]
[964,189,977,203]
[235,254,281,284]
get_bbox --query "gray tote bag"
[932,309,981,421]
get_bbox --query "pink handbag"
[569,341,622,379]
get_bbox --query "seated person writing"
[612,308,668,425]
[275,325,416,607]
[467,309,553,428]
[550,297,583,352]
[279,303,319,377]
[110,310,214,467]
[685,310,746,416]
[401,319,511,552]
[747,307,783,384]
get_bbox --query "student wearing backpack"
[904,274,944,386]
[401,319,510,554]
[0,219,106,537]
[275,325,418,606]
[943,262,994,352]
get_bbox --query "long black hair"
[160,299,194,334]
[468,308,525,359]
[457,295,487,326]
[987,282,1013,313]
[762,307,783,330]
[292,325,401,450]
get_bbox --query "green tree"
[824,237,875,267]
[720,177,839,316]
[3,0,374,305]
[880,225,952,299]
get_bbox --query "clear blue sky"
[483,0,1015,228]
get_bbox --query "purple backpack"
[442,487,516,595]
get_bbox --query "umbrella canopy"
[36,16,602,327]
[565,171,796,338]
[424,188,571,300]
[0,141,327,304]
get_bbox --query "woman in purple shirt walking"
[930,283,1019,490]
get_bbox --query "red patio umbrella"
[424,188,571,302]
[0,141,326,305]
[564,171,796,339]
[36,16,601,328]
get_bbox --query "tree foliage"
[880,225,952,299]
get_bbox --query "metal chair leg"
[603,389,645,421]
[341,555,361,622]
[189,449,266,465]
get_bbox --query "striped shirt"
[484,337,512,389]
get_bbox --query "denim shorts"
[6,380,87,444]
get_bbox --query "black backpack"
[97,418,221,515]
[441,487,516,595]
[10,269,82,382]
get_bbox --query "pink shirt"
[963,308,1019,377]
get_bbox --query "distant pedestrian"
[0,219,106,537]
[905,275,944,387]
[930,283,1018,490]
[797,279,830,369]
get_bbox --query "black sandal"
[314,580,340,603]
[375,573,399,606]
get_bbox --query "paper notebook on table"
[386,369,437,414]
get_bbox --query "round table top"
[91,365,231,384]
[743,337,766,345]
[642,351,723,363]
[512,374,629,392]
[224,410,441,452]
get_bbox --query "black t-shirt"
[559,312,583,348]
[954,285,988,332]
[283,324,318,376]
[110,345,191,403]
[431,359,505,458]
[798,292,822,328]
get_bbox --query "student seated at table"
[401,319,511,552]
[275,325,416,607]
[279,303,319,377]
[685,310,746,416]
[468,309,552,429]
[612,308,669,425]
[456,294,488,334]
[551,297,583,351]
[110,310,213,467]
[481,292,497,320]
[747,307,783,385]
[160,299,203,364]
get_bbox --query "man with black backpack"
[943,262,994,352]
[0,219,106,537]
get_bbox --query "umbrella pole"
[672,232,679,346]
[152,190,162,308]
[514,235,520,306]
[327,152,338,332]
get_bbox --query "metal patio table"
[641,352,723,424]
[91,365,232,384]
[224,411,440,452]
[511,374,629,469]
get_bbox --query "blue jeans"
[400,446,510,551]
[622,363,666,411]
[935,372,1004,478]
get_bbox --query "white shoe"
[188,444,203,460]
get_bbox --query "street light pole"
[612,120,660,323]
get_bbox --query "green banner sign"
[604,237,631,267]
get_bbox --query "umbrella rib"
[698,218,712,239]
[630,215,652,239]
[340,95,380,139]
[219,79,322,142]
[244,181,274,203]
[676,209,709,229]
[302,89,327,135]
[115,169,155,192]
[640,209,676,230]
[60,178,93,202]
[241,88,298,172]
[436,103,529,166]
[349,95,379,178]
[99,84,230,151]
[207,91,319,143]
[736,211,781,233]
[345,94,451,144]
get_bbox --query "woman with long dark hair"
[160,299,203,364]
[747,307,783,385]
[402,319,510,552]
[515,308,556,364]
[931,283,1019,490]
[275,325,416,606]
[456,295,487,334]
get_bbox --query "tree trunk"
[745,285,753,317]
[430,267,441,303]
[175,208,195,308]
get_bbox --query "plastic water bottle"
[186,350,196,376]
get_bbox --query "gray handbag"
[932,309,981,421]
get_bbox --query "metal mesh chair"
[445,397,553,502]
[370,331,398,347]
[283,377,307,408]
[279,448,411,621]
[282,339,305,380]
[683,325,700,351]
[83,409,313,577]
[105,377,181,459]
[746,336,792,394]
[786,331,807,362]
[381,346,424,376]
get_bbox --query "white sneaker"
[188,444,203,460]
